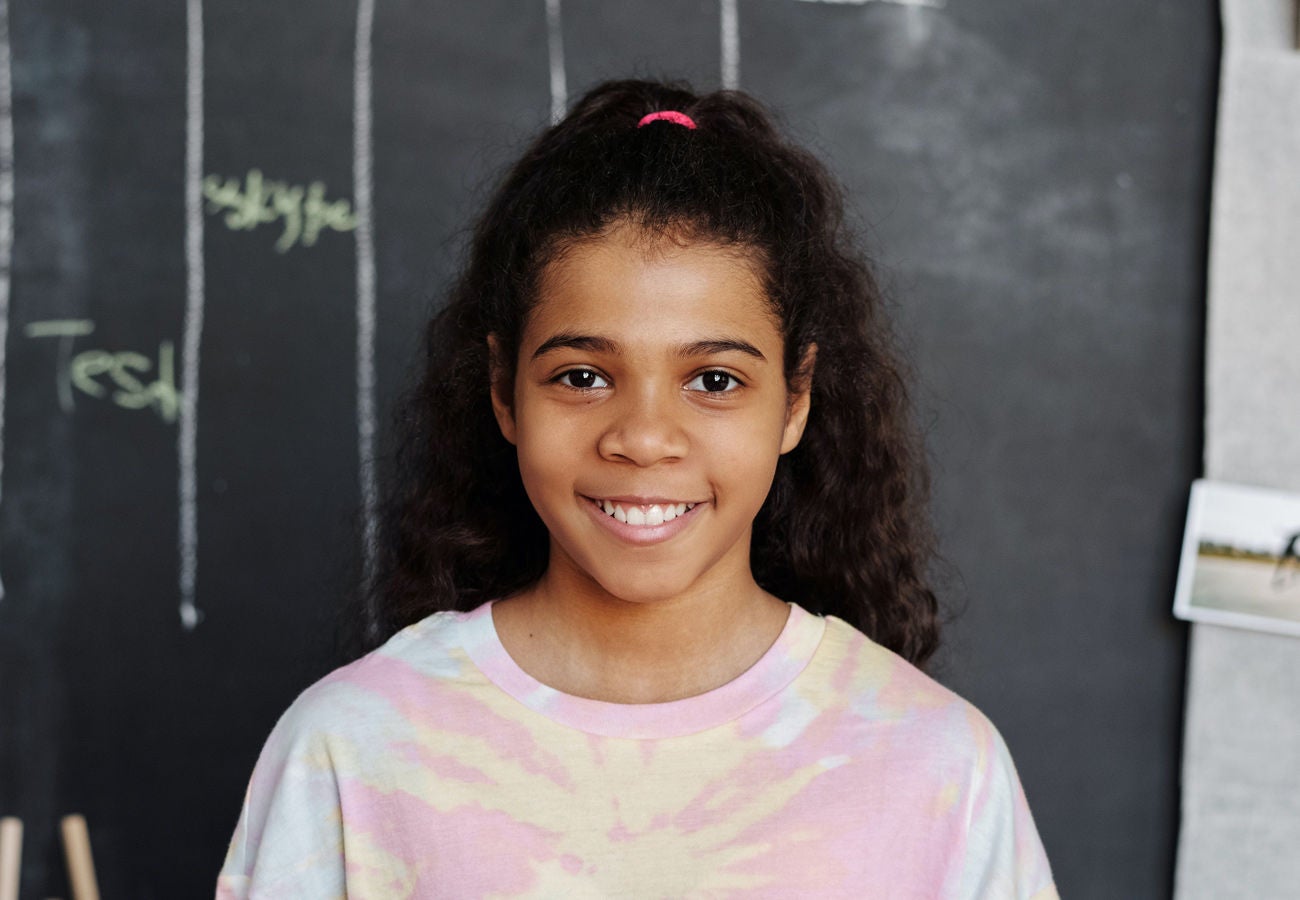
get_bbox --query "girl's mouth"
[587,498,698,526]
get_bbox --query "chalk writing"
[24,319,93,412]
[203,169,357,252]
[24,319,179,423]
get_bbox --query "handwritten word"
[203,169,357,253]
[24,319,179,423]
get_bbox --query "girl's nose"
[596,388,689,466]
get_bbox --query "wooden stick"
[0,817,21,900]
[59,815,99,900]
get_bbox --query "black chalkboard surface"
[0,1,1214,896]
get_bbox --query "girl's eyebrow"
[532,333,618,359]
[532,332,767,361]
[679,339,767,361]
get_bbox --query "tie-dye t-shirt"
[217,601,1057,898]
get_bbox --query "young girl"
[217,79,1057,898]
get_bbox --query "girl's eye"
[556,369,608,390]
[686,371,740,393]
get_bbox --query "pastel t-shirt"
[217,601,1057,898]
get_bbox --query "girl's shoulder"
[810,610,1054,892]
[265,606,484,748]
[810,611,1010,758]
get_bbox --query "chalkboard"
[0,1,1215,896]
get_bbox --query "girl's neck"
[491,574,790,705]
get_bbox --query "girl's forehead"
[527,225,781,341]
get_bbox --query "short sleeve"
[215,694,348,899]
[946,716,1059,900]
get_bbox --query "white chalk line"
[179,0,204,630]
[720,0,739,89]
[0,0,11,601]
[546,0,566,124]
[795,0,946,8]
[355,0,378,591]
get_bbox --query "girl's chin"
[547,561,701,608]
[586,576,696,607]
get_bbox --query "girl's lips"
[581,495,705,545]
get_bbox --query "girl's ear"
[780,343,817,455]
[486,334,518,446]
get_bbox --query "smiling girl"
[217,79,1056,898]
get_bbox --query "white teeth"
[593,499,699,526]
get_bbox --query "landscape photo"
[1174,479,1300,637]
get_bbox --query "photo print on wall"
[1174,479,1300,638]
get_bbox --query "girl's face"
[491,222,813,608]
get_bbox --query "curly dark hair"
[358,78,942,667]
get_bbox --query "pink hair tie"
[637,110,697,130]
